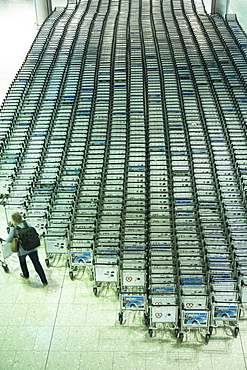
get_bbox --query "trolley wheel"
[234,327,239,338]
[93,287,98,297]
[118,312,124,325]
[69,271,74,280]
[149,329,153,337]
[178,333,184,343]
[205,334,210,344]
[45,258,50,267]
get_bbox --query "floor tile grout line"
[44,263,67,370]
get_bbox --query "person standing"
[6,212,48,287]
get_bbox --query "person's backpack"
[17,221,40,250]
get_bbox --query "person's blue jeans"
[19,251,48,285]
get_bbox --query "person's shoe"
[20,273,29,279]
[43,283,48,287]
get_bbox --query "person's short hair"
[11,212,23,225]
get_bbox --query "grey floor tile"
[85,307,118,328]
[99,326,130,341]
[45,350,81,370]
[12,350,48,370]
[49,326,70,351]
[98,338,134,353]
[146,352,180,370]
[113,352,145,370]
[177,346,213,370]
[79,351,114,370]
[55,303,88,326]
[0,303,29,326]
[65,326,100,351]
[190,353,214,370]
[24,303,58,326]
[0,284,21,303]
[2,325,39,351]
[0,325,8,349]
[33,326,54,351]
[0,350,17,370]
[15,284,48,304]
[211,353,246,370]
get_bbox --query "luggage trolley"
[148,283,179,338]
[235,248,247,312]
[146,243,179,339]
[118,287,148,326]
[210,289,241,337]
[178,276,211,343]
[0,238,10,273]
[44,224,69,267]
[93,246,119,297]
[0,172,12,195]
[67,201,96,280]
[43,186,76,266]
[68,235,94,280]
[118,251,148,326]
[240,276,247,313]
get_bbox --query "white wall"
[203,0,247,31]
[0,0,68,105]
[229,0,247,32]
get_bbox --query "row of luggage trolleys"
[2,127,247,343]
[32,209,245,344]
[2,160,247,344]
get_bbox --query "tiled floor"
[1,1,247,369]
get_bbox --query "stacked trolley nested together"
[167,77,212,343]
[147,126,179,337]
[92,1,123,295]
[118,1,148,322]
[152,0,245,342]
[66,0,111,278]
[147,0,213,342]
[212,11,247,320]
[171,0,246,340]
[69,0,123,287]
[0,7,70,228]
[141,0,180,338]
[0,2,95,260]
[118,148,148,323]
[147,144,179,337]
[41,1,101,266]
